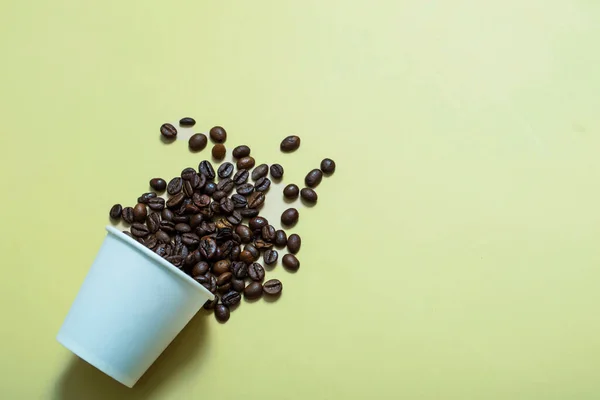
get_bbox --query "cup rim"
[105,226,214,300]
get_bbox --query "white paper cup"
[57,226,214,387]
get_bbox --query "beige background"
[2,1,600,399]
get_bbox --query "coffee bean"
[156,230,171,243]
[240,208,259,218]
[188,133,208,151]
[320,158,336,174]
[203,181,217,196]
[282,254,300,271]
[300,188,318,203]
[212,144,226,160]
[237,156,255,170]
[198,160,216,180]
[230,244,241,261]
[261,225,276,242]
[182,233,200,249]
[175,223,191,234]
[281,208,299,226]
[161,209,174,222]
[287,234,301,254]
[233,169,249,185]
[220,197,235,214]
[226,211,243,225]
[199,237,218,259]
[121,207,134,224]
[216,272,233,286]
[138,192,157,204]
[222,291,241,307]
[215,304,230,322]
[160,220,175,233]
[218,283,233,294]
[180,167,196,181]
[173,214,190,223]
[144,235,158,250]
[251,164,269,181]
[232,145,250,158]
[263,279,282,295]
[179,117,196,127]
[232,278,245,292]
[235,225,252,243]
[166,192,186,208]
[244,282,263,300]
[254,239,272,250]
[166,255,184,267]
[264,249,278,265]
[211,191,226,202]
[283,184,299,199]
[167,177,183,195]
[204,296,219,310]
[280,135,300,152]
[244,244,260,260]
[209,126,227,143]
[160,123,177,139]
[231,194,247,209]
[218,162,234,178]
[236,183,254,196]
[149,178,167,192]
[185,250,201,267]
[183,180,194,197]
[193,193,211,208]
[239,250,254,264]
[254,177,271,192]
[274,230,287,247]
[248,263,265,281]
[192,261,210,277]
[209,201,221,214]
[109,204,122,220]
[249,216,269,231]
[147,213,161,233]
[131,223,150,237]
[247,191,265,209]
[305,169,323,188]
[217,178,234,194]
[209,260,228,275]
[148,197,165,211]
[270,164,284,179]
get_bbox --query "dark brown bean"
[167,177,183,195]
[121,207,134,224]
[239,250,254,264]
[218,283,233,294]
[244,282,263,300]
[280,135,300,152]
[203,181,217,196]
[226,211,243,225]
[179,117,196,127]
[305,169,323,188]
[248,263,265,281]
[240,208,259,218]
[203,296,218,310]
[212,144,226,160]
[146,213,161,233]
[233,169,249,185]
[249,216,269,231]
[148,197,165,211]
[217,272,233,286]
[217,178,234,193]
[281,208,299,226]
[160,123,177,139]
[231,194,247,209]
[188,133,208,151]
[231,278,245,292]
[282,254,300,271]
[320,158,336,174]
[254,177,271,192]
[149,178,167,192]
[270,164,284,179]
[213,259,231,275]
[215,304,230,322]
[274,230,287,247]
[263,249,278,265]
[222,291,241,307]
[209,126,227,143]
[263,279,283,295]
[198,160,216,180]
[161,209,174,222]
[236,183,254,196]
[244,244,260,261]
[166,192,186,208]
[156,230,171,243]
[181,167,197,181]
[131,223,150,237]
[192,261,210,277]
[109,204,122,220]
[261,225,276,242]
[300,188,318,203]
[237,156,255,170]
[283,184,299,199]
[183,180,194,197]
[218,162,234,178]
[236,225,253,243]
[287,234,301,254]
[137,192,157,204]
[247,191,265,209]
[232,145,251,158]
[251,164,269,181]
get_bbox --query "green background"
[2,1,600,399]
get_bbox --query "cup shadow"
[52,312,210,400]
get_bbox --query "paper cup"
[57,226,214,387]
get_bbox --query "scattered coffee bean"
[232,145,251,158]
[251,164,269,181]
[209,126,227,143]
[183,180,194,197]
[161,209,174,221]
[300,188,318,203]
[203,181,217,195]
[212,144,226,160]
[166,192,185,208]
[237,156,255,170]
[264,249,278,265]
[181,167,197,181]
[217,178,234,193]
[148,197,165,211]
[167,177,183,195]
[254,177,271,192]
[188,133,208,152]
[149,178,167,192]
[215,304,230,322]
[160,123,177,139]
[213,259,231,275]
[231,194,247,209]
[239,250,254,264]
[280,135,301,152]
[121,207,134,224]
[244,282,263,300]
[282,254,300,271]
[233,169,249,185]
[218,162,234,178]
[192,261,210,277]
[146,213,161,233]
[179,117,196,127]
[320,158,336,174]
[240,208,259,218]
[287,234,301,254]
[249,216,269,231]
[283,184,299,199]
[222,291,241,307]
[281,208,299,226]
[263,279,282,295]
[261,225,276,242]
[137,192,157,204]
[131,223,150,238]
[232,278,245,292]
[198,160,216,180]
[217,272,233,286]
[270,164,284,179]
[274,230,287,247]
[204,297,219,310]
[305,169,323,188]
[248,263,265,281]
[109,204,122,220]
[247,191,265,209]
[236,183,254,196]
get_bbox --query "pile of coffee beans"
[110,121,335,323]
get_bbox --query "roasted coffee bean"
[244,243,261,261]
[181,167,197,181]
[251,164,269,181]
[305,169,323,188]
[248,263,265,281]
[122,207,135,224]
[254,239,272,250]
[237,156,255,170]
[189,214,203,230]
[179,117,196,127]
[182,233,200,248]
[270,164,284,179]
[240,208,259,218]
[244,282,263,300]
[209,126,227,143]
[155,244,167,257]
[195,274,211,285]
[232,262,248,279]
[146,213,161,233]
[156,230,171,243]
[193,193,211,208]
[218,283,233,294]
[183,180,194,197]
[232,278,245,292]
[233,169,249,185]
[249,216,268,231]
[281,208,299,226]
[213,259,231,275]
[263,249,278,265]
[160,123,177,139]
[215,218,233,231]
[219,241,234,258]
[194,173,206,189]
[236,183,254,196]
[212,190,227,202]
[198,160,216,180]
[216,272,233,286]
[320,158,336,174]
[212,144,226,160]
[217,178,234,193]
[274,230,287,247]
[215,304,230,322]
[188,133,208,151]
[247,191,265,208]
[209,201,221,214]
[287,234,301,254]
[203,296,218,310]
[167,177,183,195]
[167,192,186,208]
[144,235,158,250]
[191,261,210,277]
[198,221,216,235]
[263,279,283,295]
[199,237,218,259]
[230,244,241,261]
[205,273,218,293]
[218,162,234,178]
[261,225,276,242]
[148,197,165,211]
[280,135,300,152]
[161,209,174,222]
[283,184,300,199]
[282,254,300,271]
[222,291,241,307]
[109,204,122,220]
[160,220,176,233]
[166,255,184,267]
[138,192,157,204]
[226,211,243,225]
[184,250,201,267]
[235,225,253,243]
[173,214,190,223]
[231,194,247,209]
[150,178,167,192]
[131,223,150,237]
[254,177,271,192]
[203,181,217,196]
[232,145,251,158]
[239,250,254,264]
[300,188,318,203]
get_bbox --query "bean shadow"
[300,198,316,209]
[160,135,176,145]
[263,292,282,303]
[52,312,210,400]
